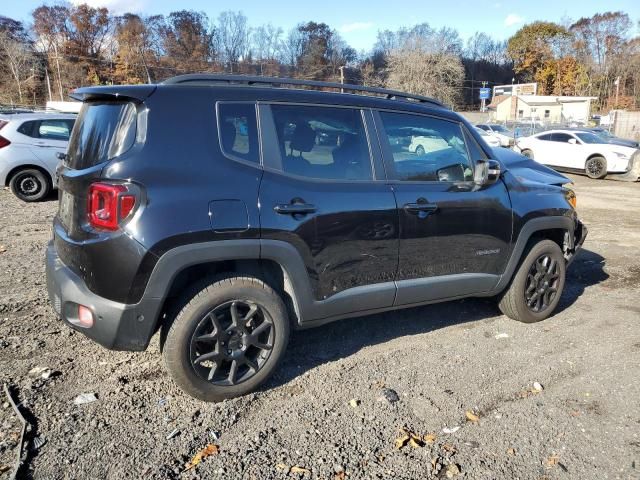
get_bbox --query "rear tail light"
[87,182,137,231]
[0,135,10,149]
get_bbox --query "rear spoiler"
[70,85,157,103]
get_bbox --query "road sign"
[479,88,491,100]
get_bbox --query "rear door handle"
[403,202,438,214]
[274,203,317,215]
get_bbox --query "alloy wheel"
[524,254,560,313]
[16,174,41,197]
[189,300,274,386]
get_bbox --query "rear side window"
[217,103,259,164]
[38,119,74,141]
[270,104,372,181]
[66,101,137,169]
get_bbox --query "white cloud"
[339,22,374,34]
[69,0,147,14]
[504,13,524,27]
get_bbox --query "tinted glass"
[551,133,574,143]
[537,133,553,141]
[576,132,604,144]
[270,105,372,181]
[38,119,73,141]
[66,102,137,169]
[379,112,473,182]
[17,121,37,137]
[218,103,259,164]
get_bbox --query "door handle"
[403,202,438,214]
[274,203,316,215]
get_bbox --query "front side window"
[550,133,575,143]
[379,111,473,182]
[217,103,259,164]
[537,133,553,141]
[270,104,372,181]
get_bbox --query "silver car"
[0,113,76,201]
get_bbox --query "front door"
[374,110,513,306]
[258,103,398,319]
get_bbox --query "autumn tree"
[216,11,251,72]
[113,14,162,84]
[160,10,215,74]
[0,24,37,104]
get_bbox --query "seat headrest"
[290,123,316,153]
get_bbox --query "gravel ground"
[0,175,639,480]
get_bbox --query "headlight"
[564,188,577,209]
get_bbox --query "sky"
[3,0,640,51]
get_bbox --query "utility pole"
[338,66,345,93]
[481,81,487,113]
[614,76,620,108]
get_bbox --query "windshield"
[490,125,510,133]
[575,132,605,144]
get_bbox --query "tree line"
[0,4,637,111]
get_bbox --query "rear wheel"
[9,168,50,202]
[163,276,290,402]
[521,149,534,159]
[415,145,425,156]
[498,240,566,323]
[585,156,607,179]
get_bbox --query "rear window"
[66,101,137,169]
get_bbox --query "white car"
[474,126,501,148]
[515,129,638,179]
[476,123,514,147]
[0,113,76,201]
[408,134,449,155]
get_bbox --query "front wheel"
[498,240,566,323]
[163,276,290,402]
[9,168,51,202]
[585,156,607,179]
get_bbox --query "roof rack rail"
[161,74,446,108]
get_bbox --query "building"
[492,82,537,97]
[488,95,597,124]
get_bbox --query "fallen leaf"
[424,433,437,444]
[334,472,347,480]
[546,454,560,467]
[445,463,461,478]
[0,245,6,254]
[465,410,480,423]
[276,463,290,472]
[507,447,516,456]
[395,432,410,449]
[395,427,423,449]
[184,444,219,470]
[349,399,360,408]
[442,443,456,453]
[290,465,311,474]
[408,437,422,448]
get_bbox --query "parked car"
[573,127,639,149]
[0,113,76,201]
[46,75,586,402]
[474,126,501,148]
[475,123,514,147]
[515,129,638,179]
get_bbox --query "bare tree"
[216,11,250,72]
[385,38,465,107]
[0,30,36,103]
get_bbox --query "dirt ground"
[0,174,639,480]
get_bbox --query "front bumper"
[46,242,161,351]
[567,220,587,265]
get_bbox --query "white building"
[488,95,597,124]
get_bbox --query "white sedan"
[475,123,514,147]
[474,127,501,148]
[515,129,638,179]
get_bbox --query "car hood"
[492,147,571,186]
[607,138,639,148]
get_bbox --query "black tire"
[585,156,607,179]
[415,145,425,156]
[498,239,566,323]
[9,168,51,202]
[163,276,290,402]
[521,149,534,159]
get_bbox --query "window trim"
[215,101,263,168]
[373,109,477,185]
[258,102,379,184]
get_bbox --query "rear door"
[258,103,398,317]
[374,110,512,306]
[28,118,75,175]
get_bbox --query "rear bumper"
[46,241,161,351]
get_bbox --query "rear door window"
[269,104,373,181]
[66,101,137,169]
[38,119,74,141]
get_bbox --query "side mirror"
[568,138,577,145]
[474,159,501,185]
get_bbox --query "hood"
[607,137,639,149]
[492,147,571,186]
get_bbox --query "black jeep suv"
[46,74,586,401]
